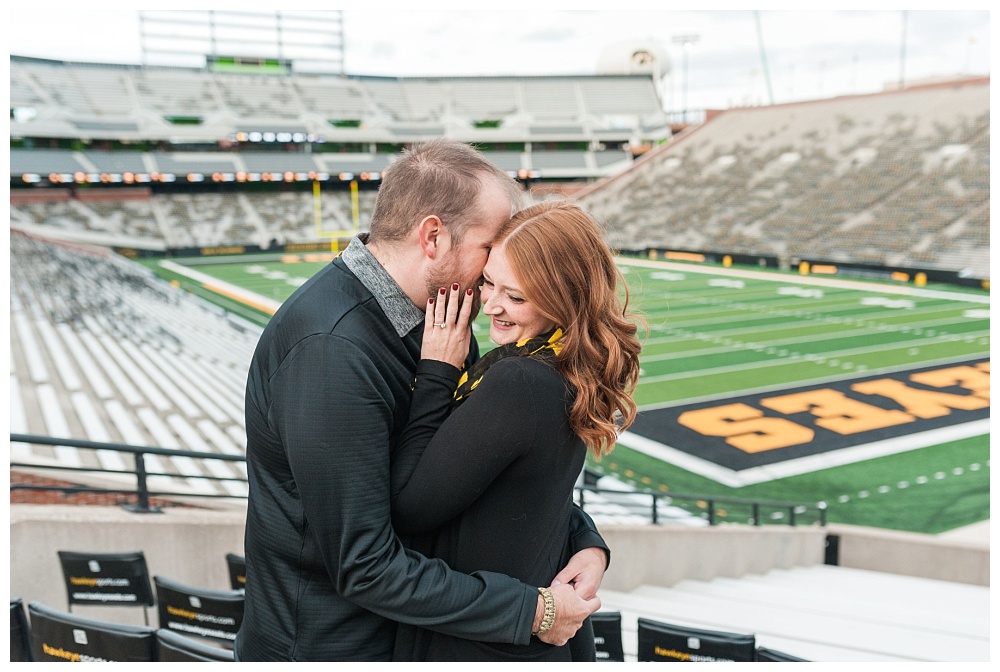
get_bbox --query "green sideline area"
[142,253,990,534]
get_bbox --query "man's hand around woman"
[422,283,475,369]
[536,582,602,647]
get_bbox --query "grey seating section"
[11,149,87,175]
[579,82,990,278]
[82,150,147,174]
[240,152,321,173]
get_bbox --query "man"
[237,139,608,661]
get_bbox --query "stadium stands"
[10,56,666,178]
[579,81,990,278]
[9,192,165,247]
[9,230,258,498]
[11,189,377,249]
[8,512,987,663]
[599,564,990,662]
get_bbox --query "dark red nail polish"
[467,289,473,296]
[428,298,434,304]
[439,287,446,295]
[452,283,459,291]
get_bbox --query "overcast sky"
[7,6,991,112]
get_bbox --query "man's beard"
[425,255,482,320]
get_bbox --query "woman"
[391,201,642,661]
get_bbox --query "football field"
[148,253,991,534]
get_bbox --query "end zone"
[623,359,989,486]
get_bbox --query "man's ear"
[417,215,444,259]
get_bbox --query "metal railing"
[10,433,247,513]
[10,433,826,526]
[575,485,826,527]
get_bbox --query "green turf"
[592,436,989,533]
[143,254,990,533]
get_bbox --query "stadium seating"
[11,55,668,179]
[636,617,757,662]
[599,564,990,662]
[10,189,378,249]
[580,82,989,278]
[153,576,244,646]
[156,628,235,662]
[225,553,247,591]
[56,550,155,624]
[19,83,985,279]
[28,600,158,662]
[9,231,258,498]
[756,646,810,662]
[591,611,625,662]
[22,80,983,280]
[10,598,34,662]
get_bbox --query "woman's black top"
[390,355,592,662]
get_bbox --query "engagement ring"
[434,323,447,328]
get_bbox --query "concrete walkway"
[937,520,990,546]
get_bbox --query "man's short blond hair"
[369,139,522,246]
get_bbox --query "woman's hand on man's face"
[421,283,475,369]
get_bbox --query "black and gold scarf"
[453,328,563,406]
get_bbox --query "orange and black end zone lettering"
[630,359,989,471]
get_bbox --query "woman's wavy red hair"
[494,201,643,456]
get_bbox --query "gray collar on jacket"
[341,234,424,338]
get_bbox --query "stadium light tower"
[671,34,699,124]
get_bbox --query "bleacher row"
[10,55,669,144]
[10,230,257,498]
[599,564,991,662]
[11,549,245,662]
[11,548,806,662]
[10,190,378,249]
[15,547,988,662]
[12,83,990,276]
[9,147,634,183]
[580,81,990,278]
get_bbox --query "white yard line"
[640,324,987,363]
[617,419,990,488]
[637,339,987,387]
[617,257,990,304]
[159,260,282,313]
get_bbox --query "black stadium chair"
[591,610,625,662]
[57,550,155,625]
[756,645,810,662]
[157,628,235,661]
[225,552,246,591]
[154,575,244,647]
[28,600,157,662]
[637,617,756,662]
[10,598,33,662]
